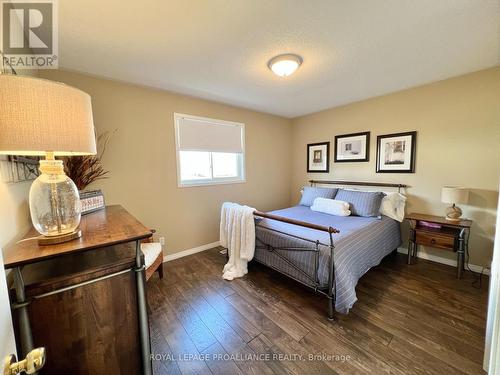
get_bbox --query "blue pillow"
[334,189,385,217]
[299,187,338,207]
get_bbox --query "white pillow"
[311,198,351,217]
[379,192,406,222]
[341,188,407,222]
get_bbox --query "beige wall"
[291,67,500,267]
[35,67,499,265]
[0,69,39,249]
[0,180,31,249]
[38,70,292,256]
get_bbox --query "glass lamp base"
[38,229,82,246]
[445,204,462,222]
[29,158,82,239]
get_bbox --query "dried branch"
[64,129,117,191]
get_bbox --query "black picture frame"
[334,131,370,162]
[376,131,417,173]
[7,155,40,181]
[307,142,330,173]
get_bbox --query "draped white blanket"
[220,202,256,280]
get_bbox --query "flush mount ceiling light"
[268,54,303,77]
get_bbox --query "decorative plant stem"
[64,129,117,191]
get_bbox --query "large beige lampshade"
[441,186,469,204]
[0,74,96,156]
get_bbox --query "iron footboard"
[252,211,339,320]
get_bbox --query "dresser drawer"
[415,231,455,251]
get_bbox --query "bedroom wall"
[38,69,292,257]
[0,68,36,247]
[0,69,38,248]
[0,179,31,248]
[290,67,500,267]
[36,67,499,266]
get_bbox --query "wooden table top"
[406,212,472,228]
[3,205,152,269]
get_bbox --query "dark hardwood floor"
[147,248,488,374]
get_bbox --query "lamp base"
[445,204,462,222]
[38,230,82,246]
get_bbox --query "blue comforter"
[254,205,402,314]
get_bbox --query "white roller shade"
[176,114,244,153]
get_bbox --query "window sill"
[178,179,247,188]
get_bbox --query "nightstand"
[406,213,472,279]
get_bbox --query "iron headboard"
[309,180,409,193]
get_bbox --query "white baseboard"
[397,247,490,275]
[161,243,489,275]
[163,241,220,262]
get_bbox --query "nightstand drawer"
[415,231,455,250]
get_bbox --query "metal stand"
[12,267,33,358]
[135,240,152,375]
[457,228,468,280]
[407,220,417,265]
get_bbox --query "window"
[174,113,245,187]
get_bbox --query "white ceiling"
[59,0,500,118]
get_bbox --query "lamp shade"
[441,186,469,204]
[0,74,96,156]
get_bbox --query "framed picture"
[307,142,330,173]
[80,189,106,215]
[334,132,370,162]
[1,155,40,182]
[376,131,417,173]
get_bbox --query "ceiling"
[59,0,500,118]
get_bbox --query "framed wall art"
[0,155,40,183]
[334,132,370,162]
[307,142,330,173]
[376,131,416,173]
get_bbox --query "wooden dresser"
[3,205,153,374]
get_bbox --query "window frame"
[174,113,246,187]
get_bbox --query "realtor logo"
[1,0,58,69]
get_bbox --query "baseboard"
[162,243,489,275]
[163,241,220,262]
[397,247,490,275]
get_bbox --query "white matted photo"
[307,142,330,173]
[334,132,370,162]
[376,131,416,173]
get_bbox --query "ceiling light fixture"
[268,54,303,77]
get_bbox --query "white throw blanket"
[220,202,256,280]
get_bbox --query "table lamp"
[0,74,96,244]
[441,186,469,222]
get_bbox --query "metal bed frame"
[251,179,408,320]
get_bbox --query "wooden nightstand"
[406,213,472,279]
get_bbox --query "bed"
[252,180,406,319]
